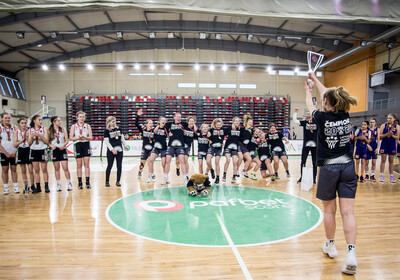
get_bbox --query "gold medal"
[115,136,119,140]
[219,137,221,140]
[35,137,39,145]
[7,137,11,141]
[149,139,152,144]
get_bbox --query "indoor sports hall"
[0,1,400,279]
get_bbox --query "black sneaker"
[297,178,302,183]
[23,185,30,194]
[214,177,220,184]
[78,183,83,189]
[37,186,42,193]
[86,183,91,189]
[31,186,37,194]
[275,172,280,180]
[359,176,364,183]
[105,182,110,187]
[116,181,121,187]
[210,169,215,179]
[356,175,359,181]
[176,168,180,176]
[45,186,50,193]
[365,174,369,181]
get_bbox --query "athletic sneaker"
[242,170,249,178]
[322,241,338,258]
[3,187,9,195]
[116,181,121,187]
[23,185,30,194]
[184,176,189,186]
[78,183,83,189]
[370,175,376,182]
[146,175,152,183]
[271,174,276,181]
[222,175,226,183]
[151,175,156,182]
[176,168,180,176]
[214,177,220,184]
[13,186,20,194]
[231,176,237,184]
[398,177,400,182]
[389,175,396,183]
[297,178,302,183]
[365,174,369,181]
[105,182,110,187]
[45,186,50,193]
[85,183,91,189]
[359,176,364,183]
[57,185,62,192]
[379,175,384,182]
[342,248,357,275]
[286,170,291,178]
[161,177,169,185]
[356,175,359,182]
[67,183,73,191]
[138,170,142,179]
[210,169,215,179]
[275,172,280,180]
[249,173,257,180]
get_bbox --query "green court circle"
[106,186,322,247]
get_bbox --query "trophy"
[307,51,324,87]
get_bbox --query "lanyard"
[113,129,119,140]
[33,127,41,144]
[3,125,12,141]
[77,123,85,136]
[20,129,27,145]
[56,130,61,144]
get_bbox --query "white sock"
[380,173,384,176]
[390,173,394,177]
[164,173,168,178]
[67,179,71,184]
[365,171,368,176]
[4,184,9,189]
[13,183,18,188]
[57,180,61,185]
[371,171,375,176]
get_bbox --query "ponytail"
[30,114,40,128]
[243,113,252,126]
[324,87,357,113]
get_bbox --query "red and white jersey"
[16,129,30,148]
[50,128,66,148]
[72,123,90,143]
[0,124,17,153]
[29,126,47,150]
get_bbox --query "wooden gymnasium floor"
[0,156,399,280]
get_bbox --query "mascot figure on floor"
[187,174,212,196]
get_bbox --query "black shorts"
[198,151,207,160]
[52,148,68,162]
[74,142,91,158]
[224,148,238,156]
[238,142,249,154]
[1,153,16,166]
[184,146,191,156]
[166,146,185,157]
[29,149,46,162]
[141,148,152,160]
[207,146,222,157]
[271,150,287,158]
[16,147,31,164]
[151,147,167,158]
[260,161,268,171]
[316,161,357,200]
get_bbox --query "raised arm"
[305,81,316,114]
[308,71,327,100]
[292,108,301,125]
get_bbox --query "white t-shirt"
[0,124,17,154]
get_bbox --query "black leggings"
[300,146,317,181]
[106,150,123,182]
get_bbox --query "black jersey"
[268,132,285,152]
[184,125,196,149]
[312,110,352,166]
[165,121,188,147]
[196,132,210,153]
[257,140,271,159]
[223,126,240,150]
[104,128,123,148]
[135,115,154,150]
[209,128,224,148]
[239,127,253,146]
[153,125,168,150]
[247,137,258,153]
[299,120,318,147]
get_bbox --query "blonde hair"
[106,116,118,130]
[187,116,196,123]
[323,87,357,113]
[243,113,253,126]
[211,118,223,129]
[76,111,86,118]
[200,123,209,132]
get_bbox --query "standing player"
[293,108,318,184]
[354,121,371,183]
[196,124,210,175]
[0,113,19,194]
[28,115,49,193]
[306,72,358,275]
[365,118,379,182]
[70,111,92,189]
[14,118,34,194]
[237,114,254,178]
[222,117,241,183]
[268,124,290,179]
[258,132,275,181]
[183,116,197,175]
[147,116,168,182]
[48,116,72,191]
[135,109,154,179]
[206,118,225,184]
[378,113,399,183]
[246,128,262,180]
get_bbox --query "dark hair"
[30,115,41,128]
[1,112,10,124]
[17,117,27,124]
[362,120,369,126]
[389,113,398,124]
[48,116,62,141]
[323,87,357,113]
[269,123,276,129]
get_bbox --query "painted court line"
[216,213,253,280]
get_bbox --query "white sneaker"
[161,177,169,185]
[3,187,9,195]
[13,186,20,194]
[57,185,62,192]
[67,183,73,191]
[342,249,357,275]
[151,175,156,182]
[146,175,152,183]
[184,176,189,186]
[322,241,338,258]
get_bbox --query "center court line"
[216,213,253,280]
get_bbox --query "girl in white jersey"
[69,111,92,189]
[49,116,72,192]
[0,112,19,194]
[13,118,34,194]
[28,115,49,193]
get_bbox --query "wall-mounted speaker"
[2,99,8,106]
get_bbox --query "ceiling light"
[387,42,394,49]
[164,64,170,70]
[58,64,65,70]
[133,63,140,70]
[50,31,58,39]
[333,39,340,46]
[222,65,228,71]
[37,44,42,47]
[247,34,254,41]
[215,33,222,40]
[277,36,282,42]
[87,63,93,70]
[83,32,90,39]
[361,41,368,47]
[117,63,124,70]
[199,33,207,39]
[209,64,215,71]
[149,32,155,38]
[306,37,312,44]
[194,64,200,71]
[238,65,244,72]
[294,67,299,73]
[267,66,272,72]
[168,32,174,38]
[116,32,123,39]
[285,36,302,40]
[149,64,155,70]
[16,31,25,39]
[41,64,48,71]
